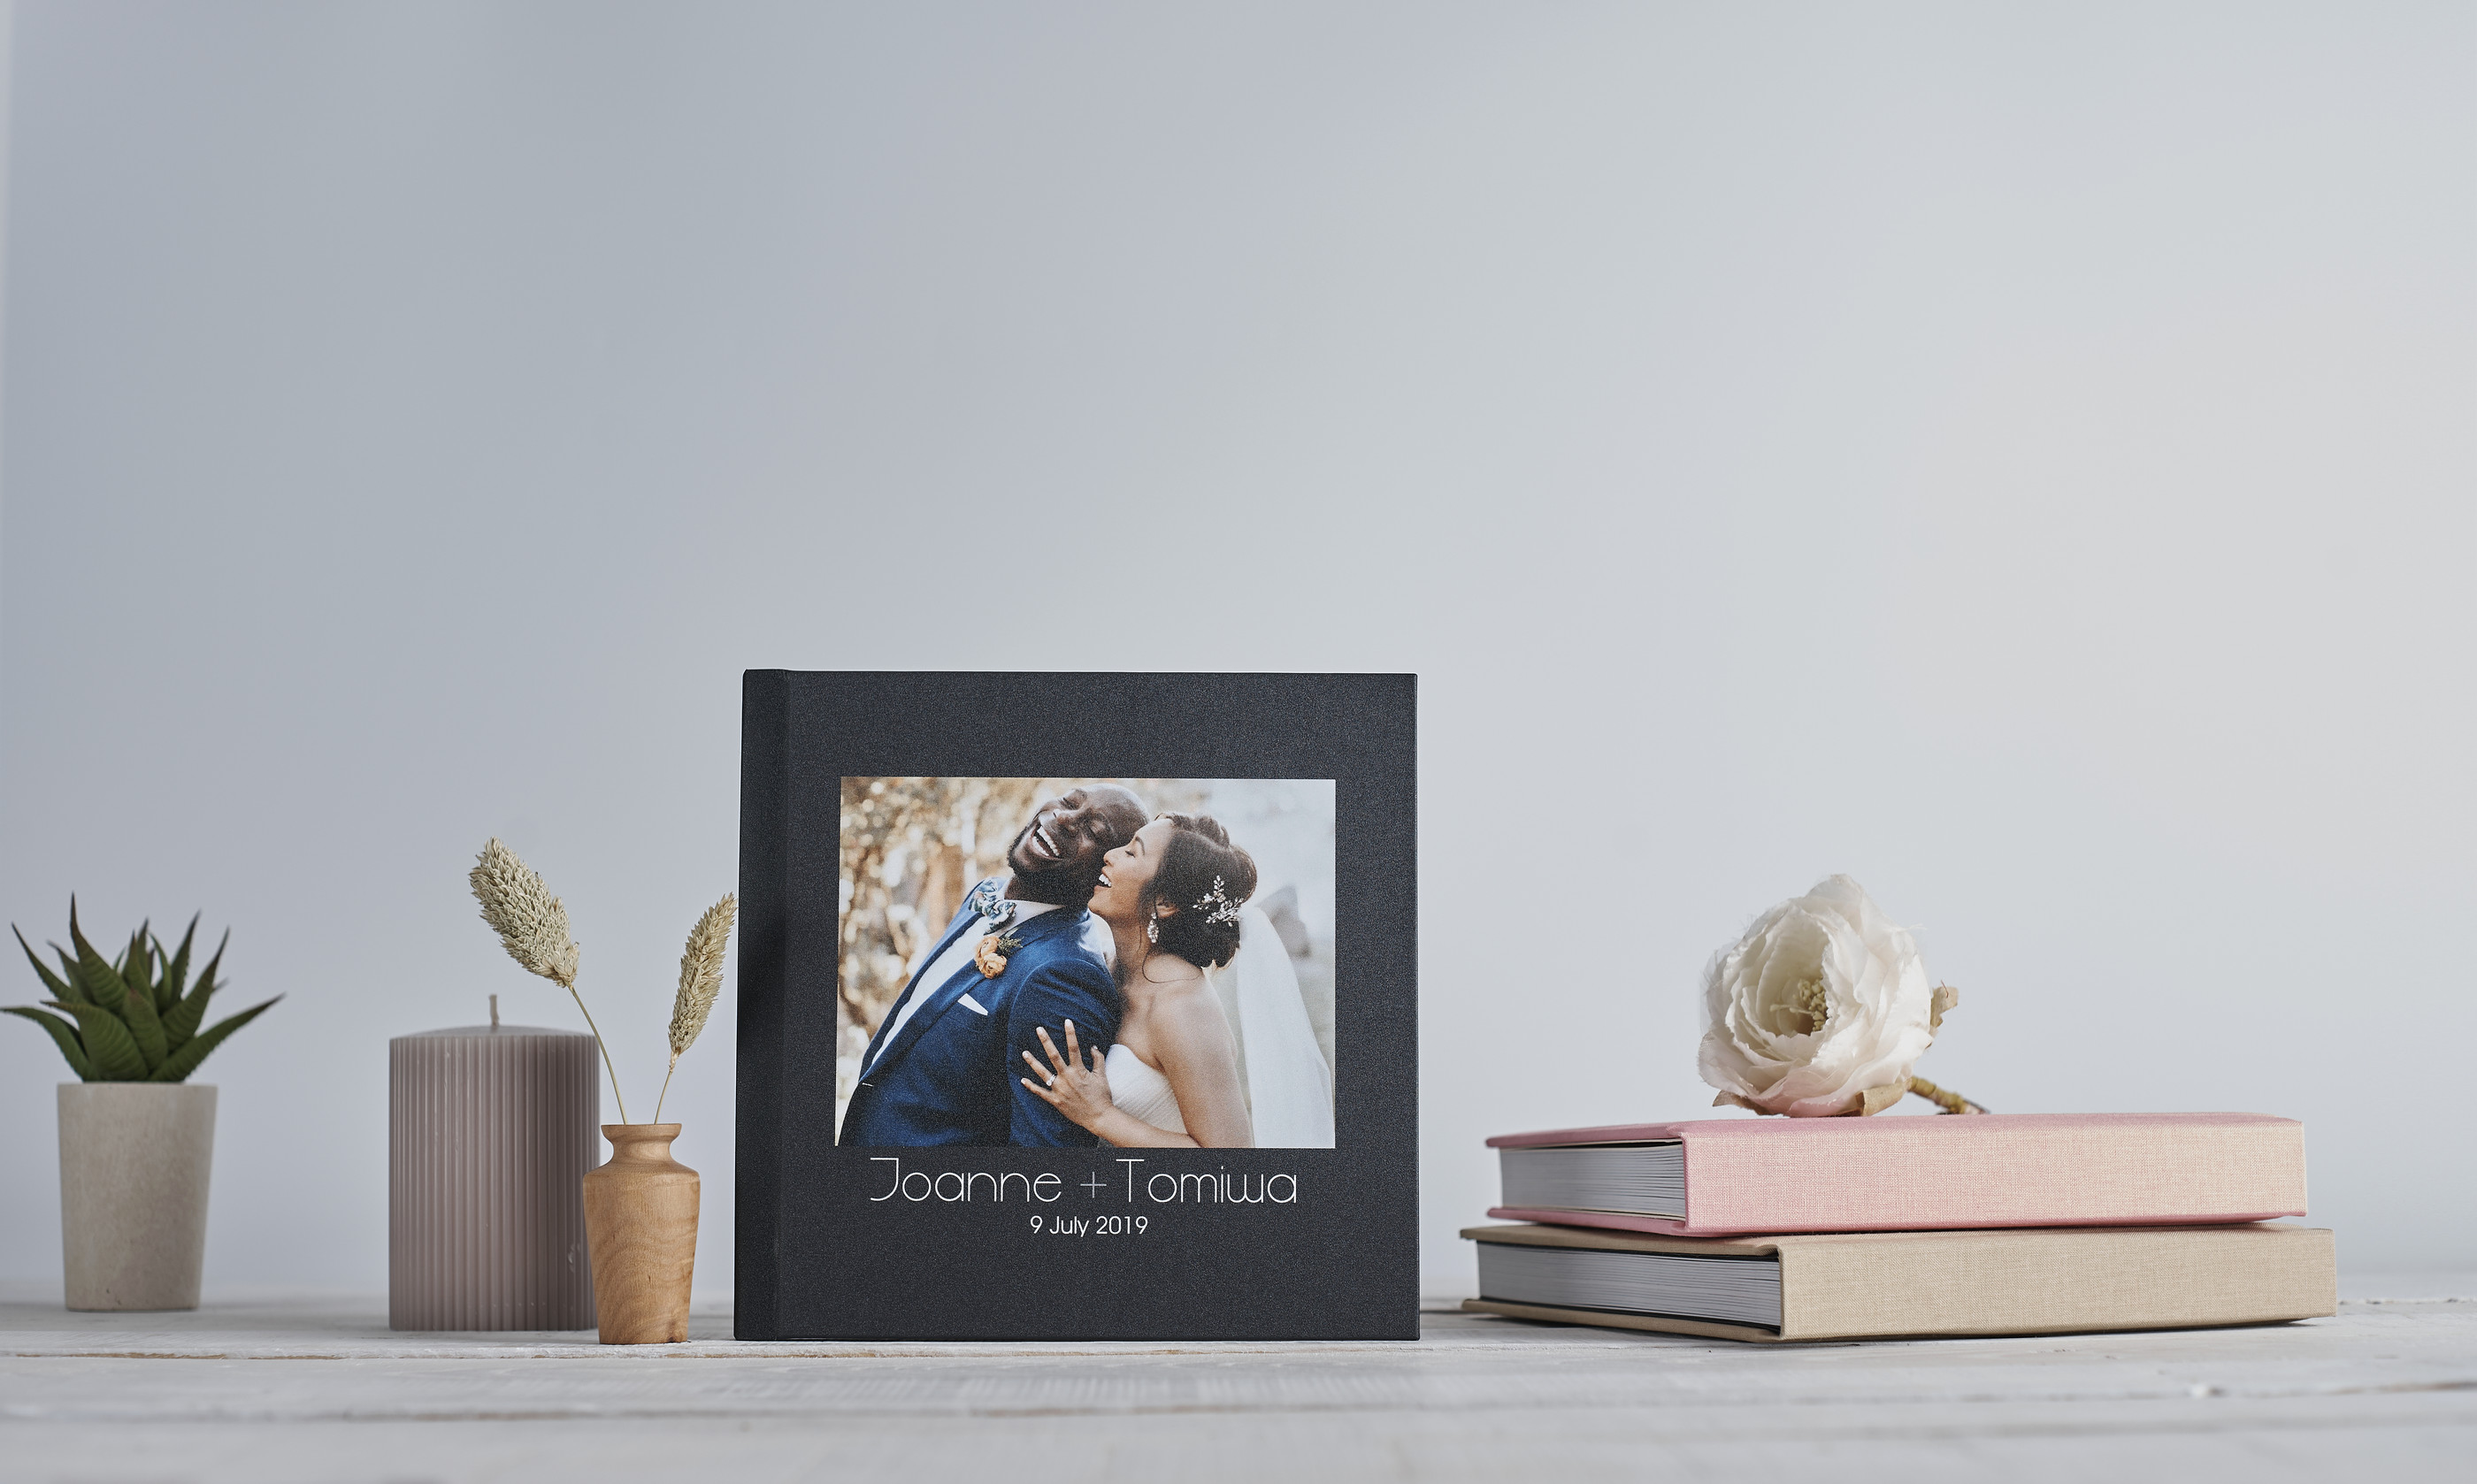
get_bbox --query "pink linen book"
[1487,1112,2305,1237]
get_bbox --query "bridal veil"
[1217,905,1336,1148]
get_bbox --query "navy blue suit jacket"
[838,894,1120,1147]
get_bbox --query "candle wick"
[490,994,500,1029]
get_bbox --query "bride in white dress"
[1022,813,1331,1149]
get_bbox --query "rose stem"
[1906,1076,1987,1114]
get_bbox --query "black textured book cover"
[736,671,1417,1340]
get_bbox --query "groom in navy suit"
[840,784,1149,1147]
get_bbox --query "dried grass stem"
[654,893,735,1123]
[470,838,631,1123]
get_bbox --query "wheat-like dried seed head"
[470,838,581,988]
[668,893,736,1058]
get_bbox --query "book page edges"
[1463,1223,1782,1258]
[1461,1299,1787,1344]
[1486,1205,2305,1237]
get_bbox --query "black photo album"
[735,671,1418,1339]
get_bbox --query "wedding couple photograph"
[835,776,1337,1149]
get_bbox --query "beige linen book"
[1488,1112,2306,1236]
[1463,1221,2335,1343]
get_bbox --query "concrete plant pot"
[58,1082,217,1311]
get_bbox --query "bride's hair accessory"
[1193,876,1246,927]
[1144,815,1257,969]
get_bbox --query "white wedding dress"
[1103,1044,1186,1135]
[1103,906,1335,1149]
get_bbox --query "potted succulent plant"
[7,902,279,1311]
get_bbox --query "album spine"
[733,669,791,1339]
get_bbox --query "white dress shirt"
[864,881,1060,1074]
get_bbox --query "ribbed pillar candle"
[388,1024,598,1330]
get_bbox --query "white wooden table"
[4,1275,2472,1482]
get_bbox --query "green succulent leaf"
[161,975,216,1049]
[114,972,168,1072]
[66,901,129,1015]
[124,929,164,1014]
[150,996,279,1082]
[3,1006,96,1080]
[164,930,230,1050]
[44,1000,148,1081]
[51,947,84,1003]
[123,937,148,1010]
[196,931,227,997]
[158,916,199,1006]
[13,926,74,1002]
[148,937,176,1016]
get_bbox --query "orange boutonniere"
[975,932,1023,978]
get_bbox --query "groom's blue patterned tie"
[966,877,1017,929]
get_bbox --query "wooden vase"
[580,1123,698,1343]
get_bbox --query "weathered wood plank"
[3,1286,2471,1483]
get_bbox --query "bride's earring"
[1146,918,1159,945]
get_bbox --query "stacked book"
[1463,1113,2335,1342]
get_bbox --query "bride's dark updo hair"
[1142,814,1258,970]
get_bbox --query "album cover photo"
[836,777,1338,1151]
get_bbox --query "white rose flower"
[1697,875,1959,1118]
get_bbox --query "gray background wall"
[3,2,2469,1296]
